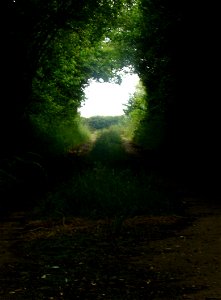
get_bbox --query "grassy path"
[0,129,220,299]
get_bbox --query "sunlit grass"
[30,115,91,156]
[88,127,126,165]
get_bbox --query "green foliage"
[1,0,214,217]
[133,115,166,150]
[123,81,147,138]
[83,116,124,131]
[26,1,139,157]
[1,0,136,156]
[105,0,142,70]
[102,0,181,151]
[30,114,91,157]
[123,80,166,150]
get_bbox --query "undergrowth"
[36,128,180,220]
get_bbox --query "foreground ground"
[0,134,220,299]
[0,196,220,299]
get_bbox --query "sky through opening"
[79,72,140,118]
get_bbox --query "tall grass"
[38,164,172,219]
[30,115,91,157]
[37,127,178,220]
[88,127,126,165]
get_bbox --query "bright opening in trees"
[79,72,140,118]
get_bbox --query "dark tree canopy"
[0,0,130,154]
[0,0,218,195]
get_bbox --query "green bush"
[133,115,166,150]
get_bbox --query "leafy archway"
[1,0,214,189]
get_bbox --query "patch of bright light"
[79,72,140,118]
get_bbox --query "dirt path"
[68,132,98,156]
[0,198,220,299]
[137,198,221,299]
[0,137,220,299]
[0,212,26,266]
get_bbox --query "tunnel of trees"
[0,0,219,209]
